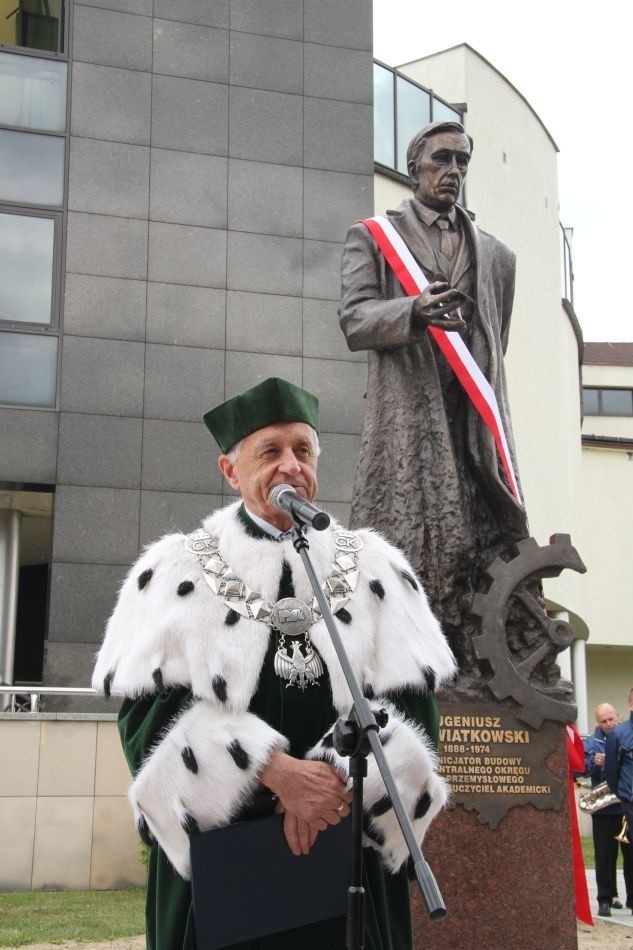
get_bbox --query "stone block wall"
[0,715,145,890]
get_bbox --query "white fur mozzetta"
[306,701,449,872]
[93,501,456,878]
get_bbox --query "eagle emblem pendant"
[274,636,324,690]
[271,598,323,690]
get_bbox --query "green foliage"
[138,842,151,869]
[0,888,145,947]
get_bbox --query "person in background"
[605,688,633,916]
[584,701,633,916]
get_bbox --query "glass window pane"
[601,389,633,415]
[0,129,64,205]
[396,76,430,174]
[0,212,55,324]
[582,388,599,415]
[0,331,57,407]
[432,98,462,124]
[0,51,67,132]
[374,63,395,168]
[0,0,62,54]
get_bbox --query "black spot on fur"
[152,667,166,694]
[362,814,386,847]
[137,813,153,847]
[421,665,436,693]
[414,791,432,819]
[138,568,153,590]
[379,730,392,747]
[212,675,228,703]
[227,739,250,770]
[225,609,240,626]
[182,813,201,837]
[401,570,418,591]
[181,746,198,774]
[406,856,416,881]
[336,607,352,624]
[374,707,389,728]
[177,580,194,597]
[369,579,385,600]
[278,560,294,599]
[321,732,334,748]
[103,671,114,699]
[363,683,375,700]
[369,794,393,817]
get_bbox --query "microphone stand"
[290,521,446,950]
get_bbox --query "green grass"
[0,888,145,947]
[581,836,595,868]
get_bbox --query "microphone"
[269,484,331,531]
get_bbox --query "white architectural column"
[551,610,588,732]
[571,637,589,735]
[0,509,21,711]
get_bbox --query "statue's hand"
[413,281,467,331]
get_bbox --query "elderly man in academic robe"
[340,121,539,686]
[92,377,456,950]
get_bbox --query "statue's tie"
[436,216,453,259]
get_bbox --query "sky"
[373,0,632,342]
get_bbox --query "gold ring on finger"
[337,800,346,813]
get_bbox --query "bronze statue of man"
[340,120,535,689]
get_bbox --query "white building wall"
[582,362,633,440]
[581,445,633,649]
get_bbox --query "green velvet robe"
[118,508,440,949]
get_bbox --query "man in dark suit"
[583,702,632,916]
[340,121,536,688]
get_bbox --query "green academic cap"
[203,377,320,453]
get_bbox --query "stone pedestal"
[412,720,578,949]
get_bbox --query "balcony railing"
[0,683,96,712]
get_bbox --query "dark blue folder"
[190,814,352,948]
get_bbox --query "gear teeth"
[548,533,571,548]
[472,634,489,660]
[470,535,584,727]
[470,593,488,620]
[548,534,587,573]
[517,706,544,729]
[487,674,512,701]
[516,537,540,556]
[483,556,510,581]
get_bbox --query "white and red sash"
[361,215,522,503]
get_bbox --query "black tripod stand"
[290,523,446,950]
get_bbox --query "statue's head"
[406,121,473,212]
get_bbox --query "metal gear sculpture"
[471,534,586,729]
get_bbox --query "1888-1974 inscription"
[437,702,565,827]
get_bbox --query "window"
[583,387,633,416]
[396,75,430,174]
[0,52,67,132]
[0,129,64,205]
[0,211,58,324]
[374,63,394,168]
[0,30,66,409]
[0,331,58,406]
[374,62,464,177]
[0,0,64,55]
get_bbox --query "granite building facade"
[0,0,374,707]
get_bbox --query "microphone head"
[311,511,330,531]
[269,483,294,511]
